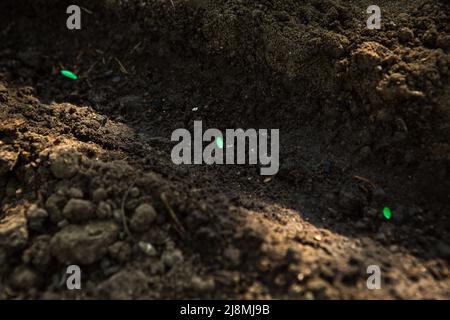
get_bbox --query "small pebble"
[26,205,48,231]
[138,241,157,257]
[161,249,183,268]
[130,203,157,232]
[92,188,108,203]
[62,199,95,222]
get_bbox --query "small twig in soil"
[353,175,377,189]
[76,50,84,62]
[147,136,173,144]
[114,57,129,74]
[131,42,142,54]
[84,61,98,77]
[10,147,21,171]
[327,207,338,214]
[121,182,136,241]
[160,192,186,236]
[80,6,93,15]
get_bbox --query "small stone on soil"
[10,266,40,290]
[130,203,157,232]
[96,201,112,219]
[92,188,108,202]
[138,241,157,257]
[26,205,48,231]
[398,27,414,43]
[161,249,183,268]
[45,193,67,223]
[191,275,215,292]
[49,151,80,179]
[129,187,140,198]
[96,270,150,299]
[63,199,95,222]
[0,212,28,252]
[68,187,84,199]
[108,241,132,263]
[0,149,18,176]
[50,221,119,265]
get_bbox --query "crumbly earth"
[0,0,449,299]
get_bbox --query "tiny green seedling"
[60,70,78,80]
[383,207,392,220]
[216,136,224,149]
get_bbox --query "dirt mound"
[0,0,449,299]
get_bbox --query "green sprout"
[60,70,78,80]
[216,136,224,149]
[383,207,392,220]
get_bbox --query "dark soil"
[0,0,449,299]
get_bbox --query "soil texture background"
[0,0,449,299]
